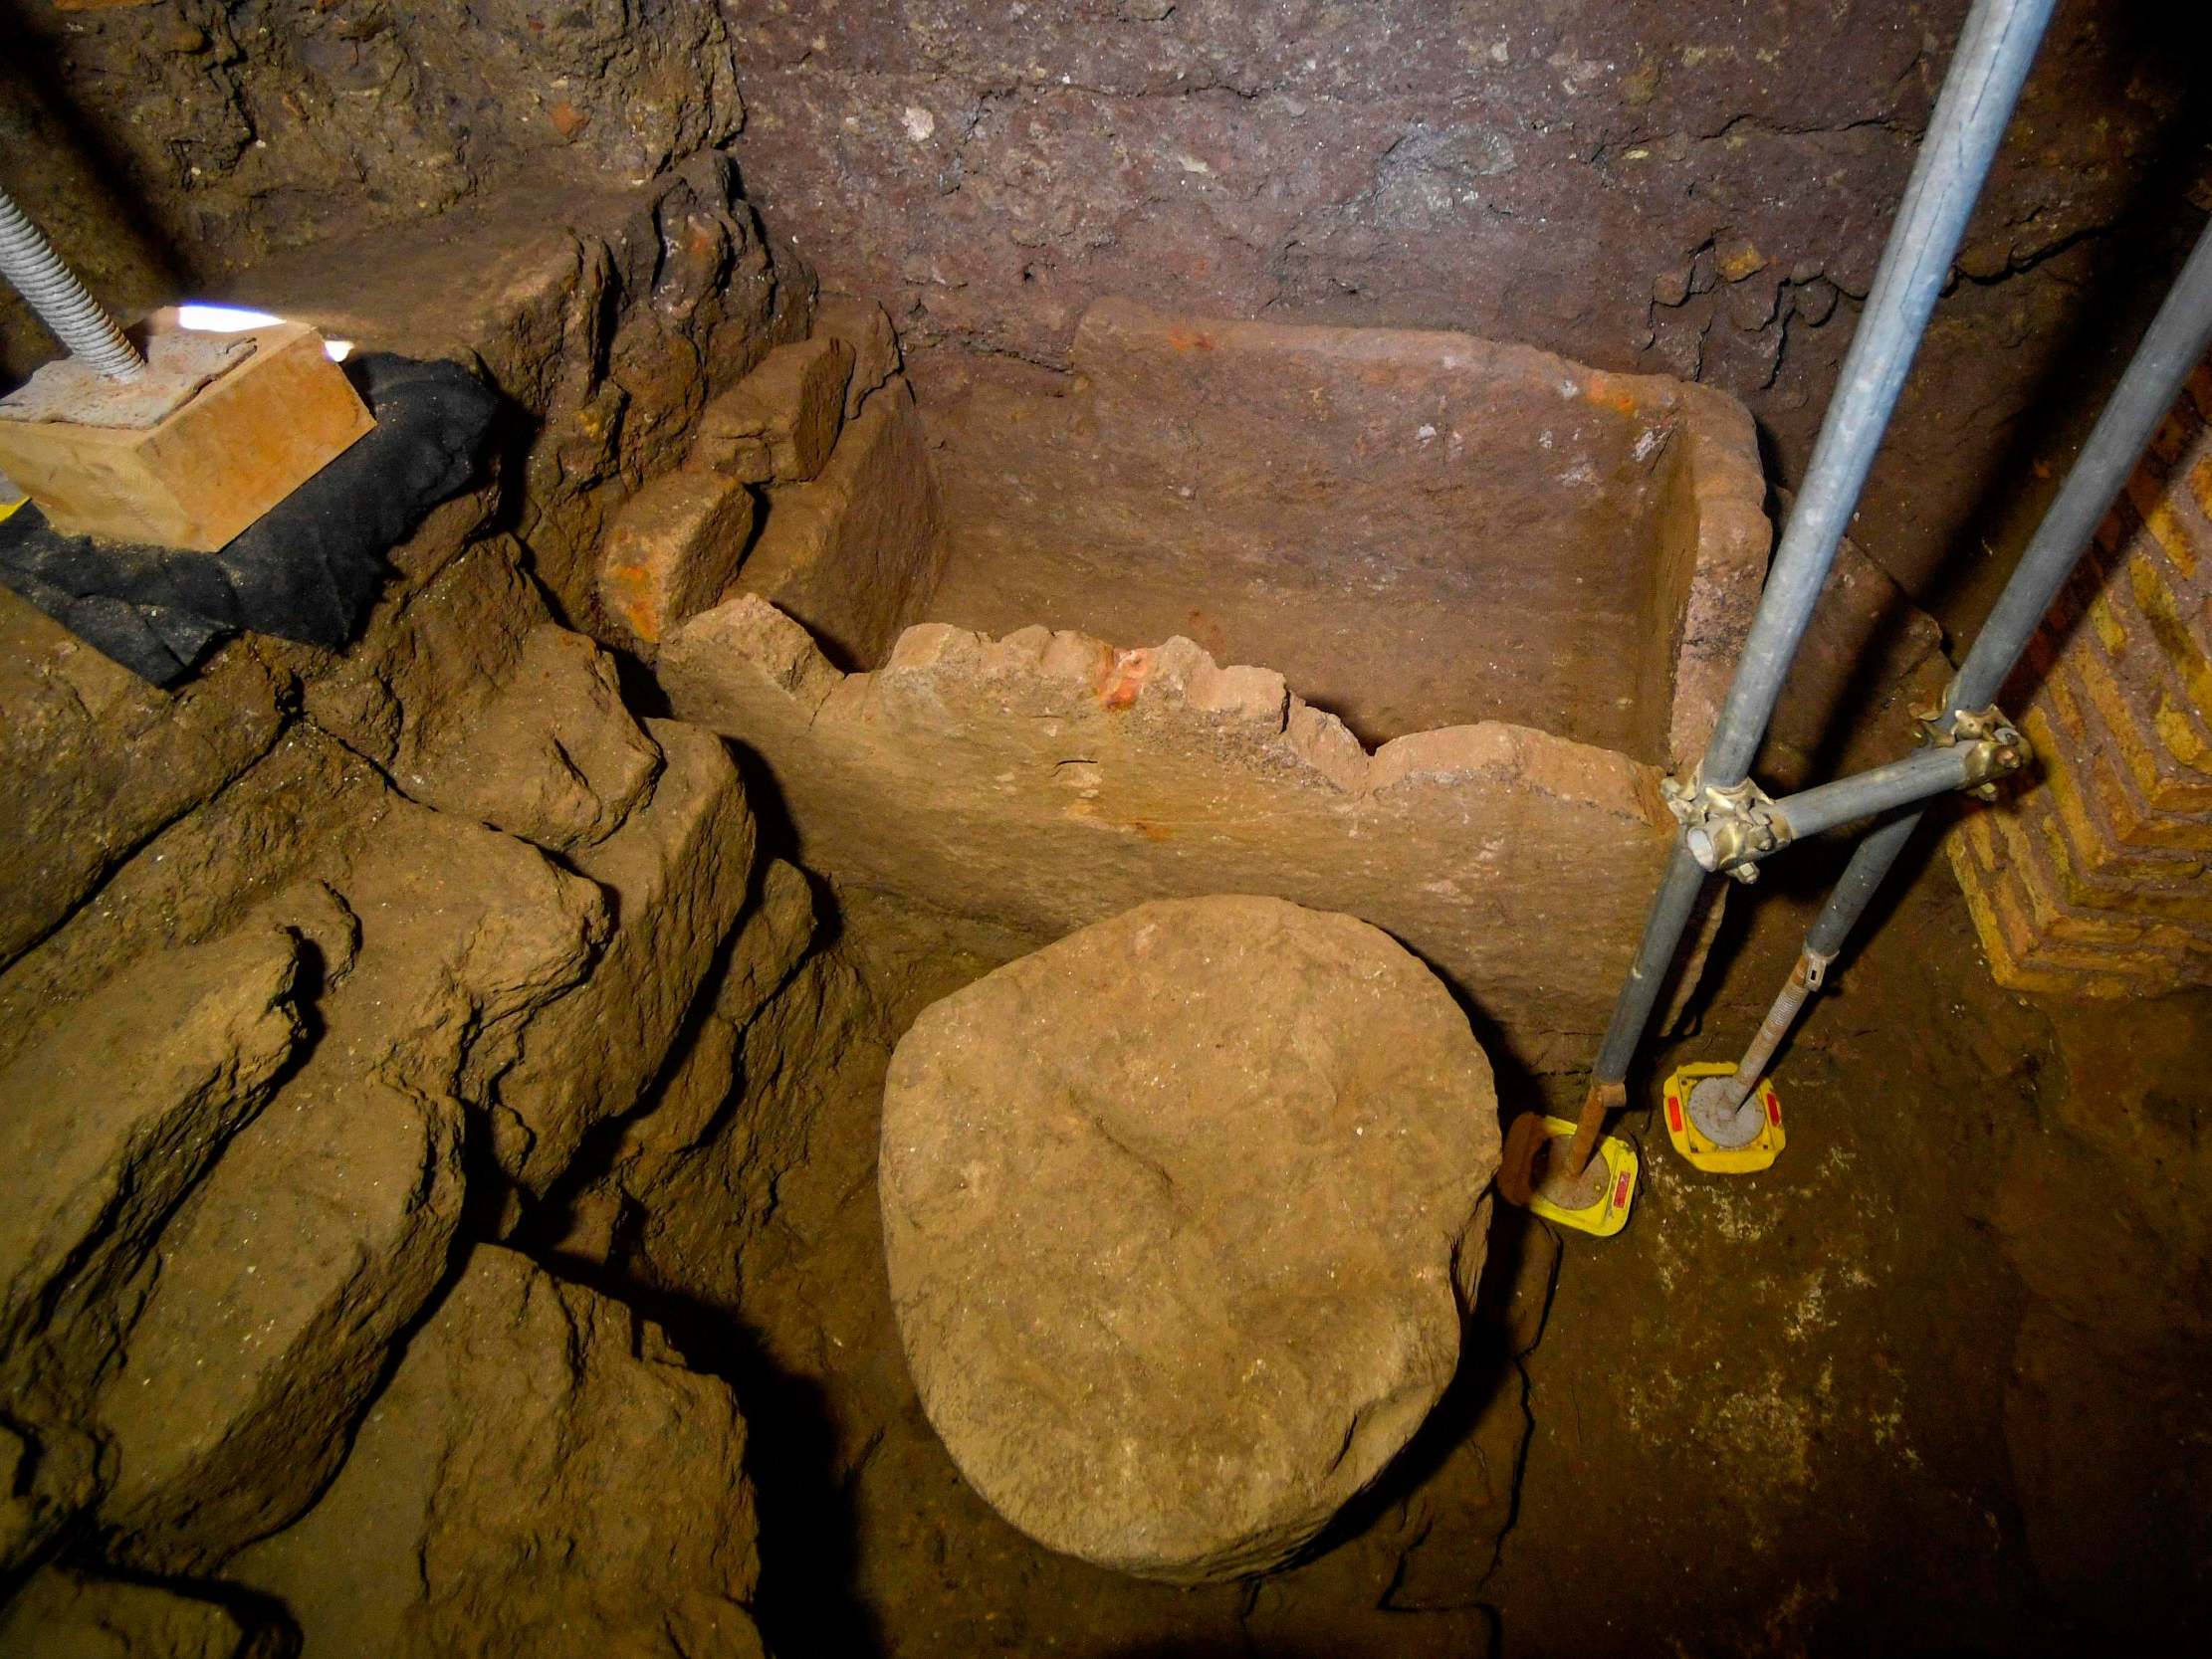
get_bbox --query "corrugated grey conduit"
[0,182,145,382]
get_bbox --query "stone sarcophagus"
[662,302,1770,1072]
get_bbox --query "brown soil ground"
[707,826,2203,1657]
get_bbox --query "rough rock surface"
[881,895,1500,1581]
[397,621,662,852]
[0,127,804,1650]
[716,859,823,1034]
[729,376,946,668]
[0,734,394,1072]
[301,535,662,852]
[690,336,855,482]
[814,294,904,419]
[544,857,820,1287]
[616,945,865,1317]
[231,1246,765,1659]
[663,595,1698,1073]
[2,2,749,380]
[217,158,814,640]
[0,1565,288,1659]
[0,703,609,1577]
[924,300,1769,761]
[573,879,1550,1655]
[490,721,756,1196]
[93,796,604,1571]
[0,595,285,968]
[0,928,306,1571]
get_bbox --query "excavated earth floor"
[691,826,2208,1658]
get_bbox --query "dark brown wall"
[0,0,744,378]
[720,0,2210,634]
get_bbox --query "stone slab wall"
[922,298,1768,764]
[662,592,1707,1076]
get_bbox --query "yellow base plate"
[1524,1115,1639,1237]
[1662,1062,1786,1173]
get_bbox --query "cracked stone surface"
[881,895,1500,1581]
[91,792,605,1573]
[307,533,664,853]
[0,925,307,1573]
[0,595,286,971]
[489,719,757,1197]
[545,858,826,1308]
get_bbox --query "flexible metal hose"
[0,183,145,381]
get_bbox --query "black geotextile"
[0,352,499,686]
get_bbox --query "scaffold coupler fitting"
[1661,770,1785,883]
[1915,702,2029,800]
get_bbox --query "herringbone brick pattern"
[1949,366,2212,997]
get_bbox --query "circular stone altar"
[879,895,1501,1582]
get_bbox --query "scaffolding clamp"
[1662,770,1787,883]
[1914,703,2029,800]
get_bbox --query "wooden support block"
[0,323,373,551]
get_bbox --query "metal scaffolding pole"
[1691,214,2212,1138]
[1503,0,2060,1201]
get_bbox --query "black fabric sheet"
[0,352,498,686]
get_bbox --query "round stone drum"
[879,895,1501,1581]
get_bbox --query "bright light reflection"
[173,303,354,362]
[174,303,282,331]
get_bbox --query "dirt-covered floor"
[663,827,2205,1658]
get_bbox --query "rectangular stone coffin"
[921,300,1771,768]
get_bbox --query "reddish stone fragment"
[599,471,757,651]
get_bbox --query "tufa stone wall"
[661,593,1700,1078]
[918,298,1770,764]
[0,164,847,1654]
[0,0,746,380]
